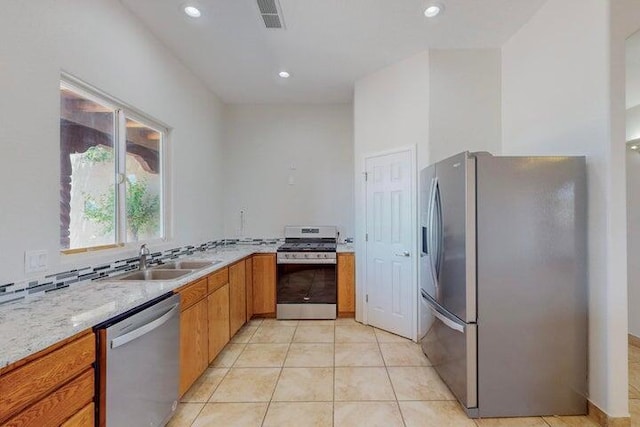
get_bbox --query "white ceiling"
[120,0,546,104]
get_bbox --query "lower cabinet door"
[61,402,95,427]
[337,253,355,315]
[208,283,230,363]
[245,257,254,321]
[4,369,94,427]
[179,299,208,396]
[252,254,276,315]
[229,260,246,337]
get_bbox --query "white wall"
[613,1,640,346]
[502,0,628,417]
[353,51,430,321]
[629,52,640,339]
[626,33,640,109]
[0,0,225,284]
[222,104,354,239]
[628,150,640,338]
[627,105,640,141]
[429,49,502,162]
[353,48,502,323]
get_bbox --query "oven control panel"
[277,252,337,264]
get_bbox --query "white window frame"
[60,73,171,254]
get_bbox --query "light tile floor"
[168,318,602,427]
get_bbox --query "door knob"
[395,251,411,257]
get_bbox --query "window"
[59,77,167,253]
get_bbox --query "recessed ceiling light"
[184,6,202,18]
[632,145,639,150]
[279,71,290,78]
[424,4,443,18]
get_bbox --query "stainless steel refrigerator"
[419,151,587,418]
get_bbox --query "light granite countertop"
[0,243,354,369]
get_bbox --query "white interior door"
[365,149,415,338]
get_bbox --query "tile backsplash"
[0,238,281,306]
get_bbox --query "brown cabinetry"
[245,257,254,321]
[229,260,246,336]
[180,278,208,310]
[207,283,230,363]
[61,402,95,427]
[252,254,277,316]
[176,254,271,395]
[0,331,96,427]
[179,296,208,396]
[208,268,228,294]
[178,264,238,395]
[337,253,355,317]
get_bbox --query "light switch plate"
[25,250,48,274]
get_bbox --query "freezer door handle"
[431,306,464,333]
[421,290,464,333]
[433,180,443,279]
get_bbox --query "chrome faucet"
[139,244,150,270]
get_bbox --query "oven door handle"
[277,259,336,265]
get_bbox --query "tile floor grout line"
[178,321,613,426]
[375,324,408,427]
[185,326,248,426]
[189,320,269,426]
[333,320,336,427]
[188,369,229,405]
[259,320,297,427]
[186,402,207,427]
[201,324,261,410]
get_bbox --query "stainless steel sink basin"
[116,269,193,281]
[154,260,220,270]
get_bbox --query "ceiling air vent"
[257,0,285,29]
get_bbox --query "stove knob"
[285,254,290,258]
[305,254,309,258]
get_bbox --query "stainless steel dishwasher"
[95,292,180,427]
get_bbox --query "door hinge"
[366,294,368,303]
[364,171,368,181]
[365,233,368,242]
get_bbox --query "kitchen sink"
[116,269,193,281]
[154,260,220,270]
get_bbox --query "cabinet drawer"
[61,402,94,427]
[208,268,229,294]
[0,333,95,420]
[2,368,94,427]
[179,278,208,311]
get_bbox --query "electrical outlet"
[25,250,48,274]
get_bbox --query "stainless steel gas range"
[276,226,338,320]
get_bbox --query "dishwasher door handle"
[111,303,180,349]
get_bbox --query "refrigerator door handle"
[427,178,439,289]
[433,180,443,278]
